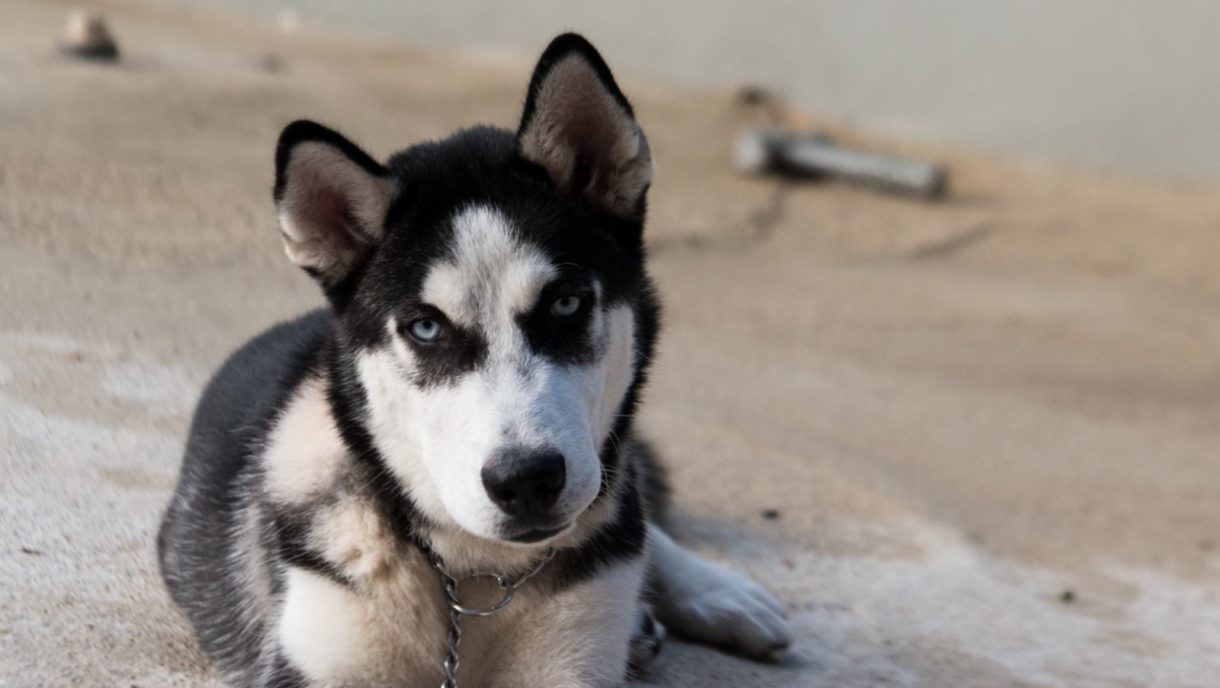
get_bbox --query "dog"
[158,33,790,687]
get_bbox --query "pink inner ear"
[278,140,393,279]
[303,183,361,253]
[565,115,611,159]
[290,172,366,261]
[550,79,624,164]
[518,56,651,216]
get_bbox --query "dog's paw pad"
[659,562,791,660]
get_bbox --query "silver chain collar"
[426,546,557,688]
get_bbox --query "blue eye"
[408,318,444,343]
[550,296,582,317]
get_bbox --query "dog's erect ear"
[274,120,395,286]
[516,34,652,218]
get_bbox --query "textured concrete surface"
[3,1,1220,686]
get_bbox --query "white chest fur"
[263,376,646,687]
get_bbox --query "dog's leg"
[259,651,312,688]
[275,567,392,685]
[626,605,665,677]
[646,525,791,659]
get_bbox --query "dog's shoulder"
[258,367,418,588]
[186,308,334,460]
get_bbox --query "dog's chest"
[277,547,551,686]
[260,377,565,685]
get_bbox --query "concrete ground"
[2,1,1220,686]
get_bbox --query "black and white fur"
[158,34,790,687]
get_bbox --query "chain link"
[428,546,556,688]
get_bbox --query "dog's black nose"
[481,449,566,517]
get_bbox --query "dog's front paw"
[627,606,666,678]
[655,556,790,660]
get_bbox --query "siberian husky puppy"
[158,33,790,687]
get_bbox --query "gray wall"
[189,1,1220,182]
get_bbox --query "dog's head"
[273,35,654,546]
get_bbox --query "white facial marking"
[422,205,556,331]
[590,304,635,443]
[357,204,637,543]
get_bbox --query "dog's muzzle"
[481,447,568,541]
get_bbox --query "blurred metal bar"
[735,129,948,199]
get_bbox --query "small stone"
[258,53,285,73]
[1059,589,1076,604]
[760,509,781,521]
[734,84,774,107]
[60,10,119,62]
